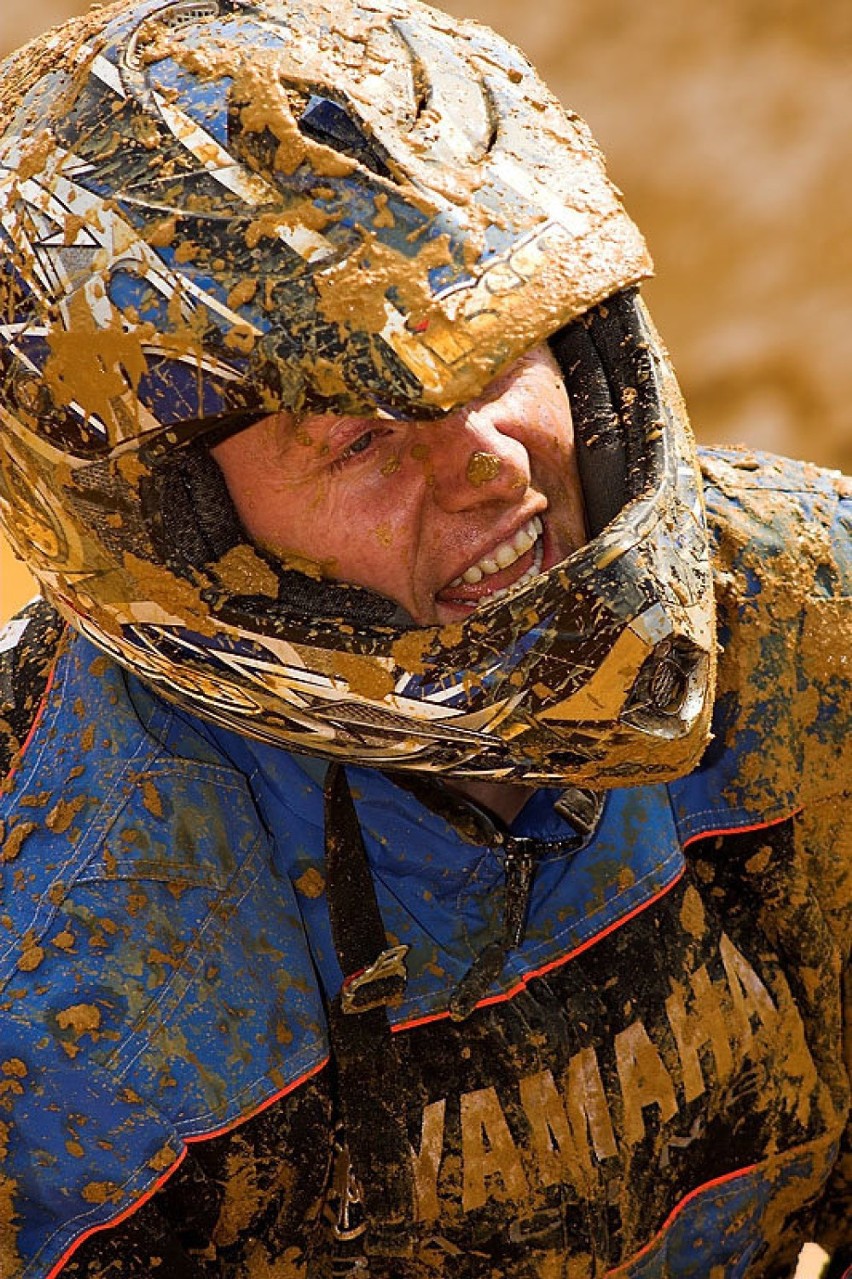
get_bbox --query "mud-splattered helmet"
[0,0,715,785]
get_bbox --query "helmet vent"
[126,1,221,71]
[648,654,686,713]
[298,95,394,180]
[622,639,708,739]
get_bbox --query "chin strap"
[323,762,417,1261]
[320,763,604,1252]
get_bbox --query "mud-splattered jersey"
[0,449,849,1278]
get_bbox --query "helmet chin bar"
[549,293,712,745]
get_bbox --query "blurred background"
[2,0,851,621]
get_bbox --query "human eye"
[329,424,391,471]
[342,430,376,461]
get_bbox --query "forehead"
[267,342,560,437]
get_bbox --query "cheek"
[500,370,575,452]
[299,491,418,589]
[515,415,576,491]
[345,506,418,575]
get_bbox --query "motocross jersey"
[0,449,849,1278]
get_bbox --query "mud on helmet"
[0,0,716,785]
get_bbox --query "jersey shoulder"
[698,446,851,811]
[699,446,851,585]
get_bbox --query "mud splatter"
[466,451,502,487]
[45,794,86,834]
[16,932,44,972]
[294,867,326,899]
[141,780,163,819]
[56,1003,101,1038]
[0,820,36,863]
[80,1181,123,1206]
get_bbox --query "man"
[0,0,848,1276]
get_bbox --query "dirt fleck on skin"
[466,450,502,486]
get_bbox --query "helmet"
[0,0,715,785]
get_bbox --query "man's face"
[212,343,587,626]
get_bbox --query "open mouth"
[436,515,545,610]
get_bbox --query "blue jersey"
[0,449,849,1277]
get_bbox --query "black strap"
[448,841,540,1021]
[323,763,416,1258]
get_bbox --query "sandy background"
[1,0,851,621]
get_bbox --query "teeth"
[487,535,544,602]
[448,516,544,589]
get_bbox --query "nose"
[426,406,532,513]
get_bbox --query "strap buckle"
[340,944,410,1015]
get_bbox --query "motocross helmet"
[0,0,716,785]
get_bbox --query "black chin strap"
[323,763,417,1259]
